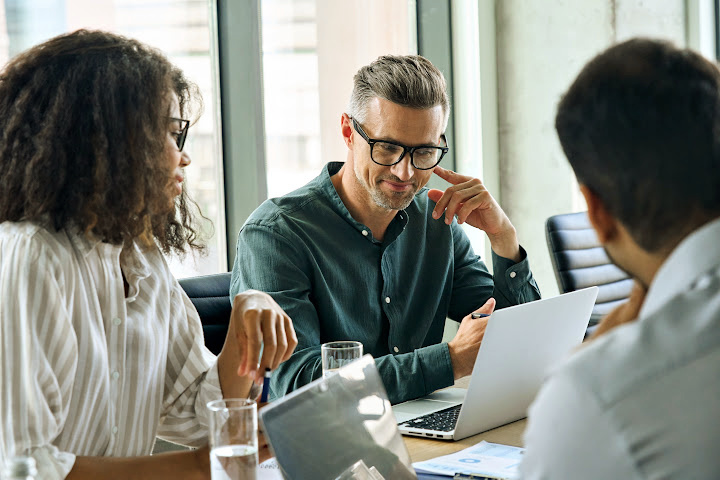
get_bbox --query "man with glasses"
[231,55,539,404]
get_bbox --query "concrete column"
[494,0,686,296]
[615,0,685,43]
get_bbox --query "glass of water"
[321,341,363,378]
[207,398,258,480]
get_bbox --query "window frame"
[217,0,269,269]
[217,0,457,267]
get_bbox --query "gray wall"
[493,0,686,297]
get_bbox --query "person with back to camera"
[0,30,297,480]
[520,38,720,479]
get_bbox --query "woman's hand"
[218,290,298,397]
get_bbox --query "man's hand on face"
[448,297,496,380]
[588,281,647,341]
[428,166,521,262]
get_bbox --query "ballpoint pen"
[260,368,272,402]
[453,474,511,480]
[471,312,490,319]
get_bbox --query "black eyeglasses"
[351,117,449,170]
[169,117,190,152]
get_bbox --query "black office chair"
[545,212,633,329]
[178,272,232,355]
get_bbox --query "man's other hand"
[448,297,497,379]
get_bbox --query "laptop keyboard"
[399,404,462,432]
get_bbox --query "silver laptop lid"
[453,286,599,439]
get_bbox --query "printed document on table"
[258,457,283,480]
[412,441,524,479]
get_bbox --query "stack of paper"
[412,441,524,479]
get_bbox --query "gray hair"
[347,55,450,128]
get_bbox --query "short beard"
[369,187,416,211]
[353,166,417,211]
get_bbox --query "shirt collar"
[67,227,153,300]
[317,162,411,244]
[120,240,152,283]
[67,225,103,257]
[318,162,356,224]
[640,216,720,318]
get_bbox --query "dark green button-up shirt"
[230,162,540,404]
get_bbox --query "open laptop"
[393,286,599,441]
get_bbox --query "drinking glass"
[207,398,258,480]
[321,341,363,378]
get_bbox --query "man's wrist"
[447,341,470,380]
[488,227,521,262]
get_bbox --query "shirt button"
[111,371,120,380]
[362,230,369,236]
[112,426,118,435]
[385,297,391,304]
[509,271,517,279]
[393,346,399,353]
[694,274,712,290]
[113,317,121,326]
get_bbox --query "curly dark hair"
[0,29,206,254]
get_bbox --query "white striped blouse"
[0,221,222,479]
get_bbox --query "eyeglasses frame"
[169,117,190,152]
[351,117,449,170]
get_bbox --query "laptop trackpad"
[392,388,467,423]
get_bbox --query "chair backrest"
[178,273,232,355]
[545,211,632,326]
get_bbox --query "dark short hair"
[556,38,720,252]
[0,29,205,254]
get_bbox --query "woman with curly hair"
[0,30,297,479]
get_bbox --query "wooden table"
[401,377,528,463]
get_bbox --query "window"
[0,0,226,278]
[260,0,417,198]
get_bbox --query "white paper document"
[412,441,524,479]
[257,457,284,480]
